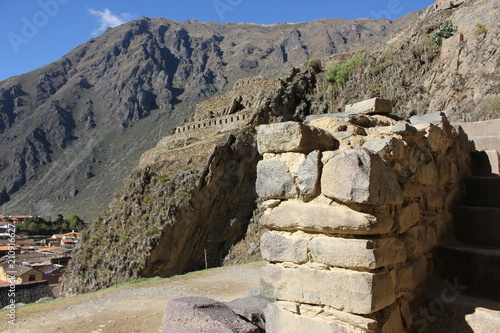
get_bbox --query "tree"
[68,214,84,230]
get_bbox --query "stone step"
[453,206,500,247]
[435,244,500,299]
[421,288,500,333]
[464,176,500,208]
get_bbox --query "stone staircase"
[437,174,500,297]
[434,155,500,331]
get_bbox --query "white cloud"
[88,8,132,36]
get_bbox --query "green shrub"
[475,23,488,35]
[326,53,366,87]
[483,96,500,117]
[305,58,322,72]
[142,193,152,204]
[432,23,457,46]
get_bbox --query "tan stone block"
[256,158,296,199]
[344,98,392,115]
[381,305,405,333]
[264,302,376,333]
[397,202,421,233]
[260,231,309,264]
[423,188,445,210]
[280,152,306,175]
[309,235,406,270]
[403,226,438,258]
[402,182,422,199]
[362,137,406,161]
[260,200,394,235]
[257,121,338,154]
[261,264,396,314]
[414,160,439,186]
[397,256,429,292]
[321,148,404,205]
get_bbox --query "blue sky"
[0,0,435,81]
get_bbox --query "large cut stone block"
[297,150,321,200]
[264,302,378,333]
[260,231,309,264]
[308,236,406,270]
[162,297,259,333]
[256,158,296,199]
[321,148,403,205]
[261,264,396,314]
[260,200,394,235]
[257,121,338,154]
[344,98,392,115]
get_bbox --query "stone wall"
[0,281,53,307]
[255,111,472,332]
[174,110,252,134]
[173,76,282,136]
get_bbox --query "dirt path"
[0,262,265,333]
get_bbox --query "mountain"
[0,14,420,219]
[60,0,499,295]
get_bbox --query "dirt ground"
[0,262,265,333]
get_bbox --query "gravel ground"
[0,262,265,333]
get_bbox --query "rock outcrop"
[256,107,472,331]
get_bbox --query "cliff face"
[0,15,417,219]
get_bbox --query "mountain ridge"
[0,12,420,219]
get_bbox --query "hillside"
[60,0,500,296]
[0,14,419,219]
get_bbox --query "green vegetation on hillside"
[326,53,366,88]
[432,23,457,46]
[15,214,85,235]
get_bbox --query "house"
[51,231,79,247]
[0,216,32,223]
[0,263,44,284]
[0,245,21,256]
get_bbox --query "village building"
[0,263,44,284]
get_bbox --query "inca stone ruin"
[255,100,473,332]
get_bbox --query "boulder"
[344,98,392,115]
[162,297,259,333]
[297,150,321,200]
[362,137,405,160]
[321,148,404,205]
[256,158,296,199]
[226,294,274,332]
[257,122,338,154]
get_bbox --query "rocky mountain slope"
[60,0,499,296]
[313,0,499,122]
[0,14,419,219]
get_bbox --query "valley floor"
[0,262,265,333]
